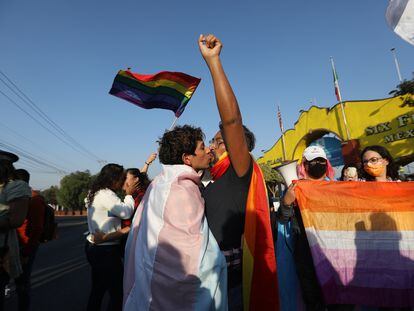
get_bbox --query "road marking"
[32,257,85,277]
[32,262,89,290]
[6,261,89,297]
[31,260,87,285]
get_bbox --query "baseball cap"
[0,150,19,163]
[303,145,327,161]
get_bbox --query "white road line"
[31,262,89,290]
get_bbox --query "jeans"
[85,242,123,311]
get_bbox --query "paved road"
[5,216,92,311]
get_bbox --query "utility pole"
[390,48,403,83]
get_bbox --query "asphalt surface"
[5,216,92,311]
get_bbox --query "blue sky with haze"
[0,0,412,189]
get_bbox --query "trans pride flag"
[123,165,227,311]
[109,70,201,117]
[295,181,414,308]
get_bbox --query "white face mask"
[343,167,358,181]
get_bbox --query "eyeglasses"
[363,157,383,165]
[209,138,224,148]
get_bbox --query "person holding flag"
[199,34,279,311]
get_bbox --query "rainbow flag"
[294,180,414,308]
[109,70,201,117]
[243,162,279,310]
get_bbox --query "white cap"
[303,145,327,161]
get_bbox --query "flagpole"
[330,57,351,141]
[168,116,179,131]
[390,48,403,83]
[277,105,287,161]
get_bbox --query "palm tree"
[389,74,414,107]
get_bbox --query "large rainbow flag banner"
[294,180,414,308]
[109,70,201,117]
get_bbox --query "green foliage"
[389,75,414,107]
[41,186,59,205]
[57,171,92,212]
[259,163,283,197]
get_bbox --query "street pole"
[330,57,351,141]
[391,48,403,83]
[277,105,287,161]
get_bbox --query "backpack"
[40,203,57,243]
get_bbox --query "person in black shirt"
[202,126,254,289]
[198,34,278,311]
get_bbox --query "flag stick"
[168,116,179,131]
[281,133,287,162]
[277,105,287,161]
[330,57,351,141]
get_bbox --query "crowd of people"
[277,144,404,311]
[86,34,412,311]
[0,33,412,311]
[0,152,48,311]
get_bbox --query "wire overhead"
[0,70,106,164]
[0,139,69,175]
[0,121,77,168]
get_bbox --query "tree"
[259,163,284,198]
[389,74,414,107]
[57,171,92,215]
[41,186,59,205]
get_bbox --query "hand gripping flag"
[109,69,201,117]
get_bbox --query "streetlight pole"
[390,48,403,83]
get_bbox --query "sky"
[0,0,413,190]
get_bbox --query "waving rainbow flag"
[295,181,414,308]
[109,70,201,117]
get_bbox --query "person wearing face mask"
[278,146,355,311]
[340,164,360,181]
[360,145,400,182]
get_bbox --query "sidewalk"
[55,211,86,217]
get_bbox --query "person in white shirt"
[84,163,138,311]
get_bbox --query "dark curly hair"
[125,168,151,191]
[0,160,15,185]
[158,125,205,165]
[86,163,125,206]
[361,145,399,181]
[219,123,256,152]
